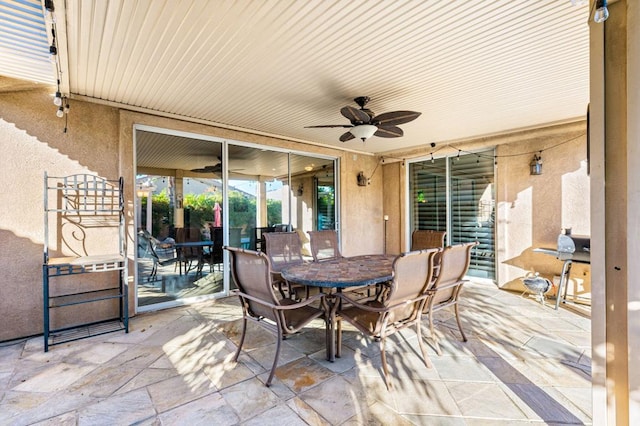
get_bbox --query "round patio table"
[281,254,395,361]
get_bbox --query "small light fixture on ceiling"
[350,124,377,142]
[530,153,543,175]
[594,0,609,23]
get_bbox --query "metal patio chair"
[423,242,477,355]
[308,230,342,262]
[335,248,439,389]
[225,246,324,386]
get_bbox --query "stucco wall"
[496,128,590,297]
[0,85,384,341]
[0,83,121,341]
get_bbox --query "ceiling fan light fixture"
[350,124,377,141]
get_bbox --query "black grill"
[534,232,590,309]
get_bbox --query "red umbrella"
[213,202,222,227]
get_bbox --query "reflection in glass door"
[136,128,337,309]
[136,129,225,309]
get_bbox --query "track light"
[594,0,609,23]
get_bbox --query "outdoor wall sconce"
[594,0,609,23]
[357,171,368,186]
[297,183,304,196]
[530,154,543,175]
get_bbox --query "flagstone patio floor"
[0,281,592,425]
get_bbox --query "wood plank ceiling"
[4,0,590,155]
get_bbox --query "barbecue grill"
[534,232,590,310]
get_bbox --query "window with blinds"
[410,150,495,279]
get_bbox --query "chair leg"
[233,318,247,362]
[266,327,283,387]
[336,316,342,358]
[149,262,158,282]
[454,303,467,342]
[416,321,433,369]
[379,336,392,390]
[428,304,443,356]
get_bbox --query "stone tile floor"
[0,281,592,425]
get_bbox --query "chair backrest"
[210,227,224,263]
[308,230,341,262]
[385,249,439,309]
[430,242,476,303]
[225,246,280,321]
[176,227,203,259]
[411,229,446,250]
[137,230,159,261]
[263,232,305,272]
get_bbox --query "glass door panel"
[136,131,224,308]
[410,157,447,232]
[449,152,495,278]
[409,149,495,279]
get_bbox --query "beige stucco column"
[590,0,640,423]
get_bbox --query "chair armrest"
[276,292,325,310]
[428,280,465,293]
[237,290,324,311]
[336,292,430,313]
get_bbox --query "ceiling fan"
[190,156,221,174]
[306,96,421,142]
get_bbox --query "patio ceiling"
[2,0,590,155]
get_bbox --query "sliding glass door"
[135,127,337,309]
[410,149,495,279]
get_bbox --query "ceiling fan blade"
[339,131,355,142]
[374,126,404,138]
[372,111,421,126]
[340,105,371,124]
[305,124,352,128]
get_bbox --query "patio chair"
[199,227,224,274]
[263,232,308,299]
[308,230,342,262]
[411,229,447,279]
[225,246,324,386]
[335,248,439,390]
[137,230,177,282]
[175,227,205,275]
[422,242,478,355]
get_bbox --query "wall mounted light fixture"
[357,171,368,186]
[594,0,609,23]
[530,154,543,175]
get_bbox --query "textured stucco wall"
[0,86,383,341]
[496,128,590,297]
[0,83,121,341]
